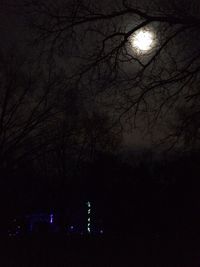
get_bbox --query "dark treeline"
[1,148,200,238]
[84,151,200,238]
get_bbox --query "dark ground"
[1,234,200,267]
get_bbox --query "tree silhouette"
[25,0,200,150]
[0,48,59,171]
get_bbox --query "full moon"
[130,29,155,53]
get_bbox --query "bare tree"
[32,92,122,182]
[0,48,64,171]
[0,45,121,181]
[23,0,200,151]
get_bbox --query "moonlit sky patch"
[130,29,156,54]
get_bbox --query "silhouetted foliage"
[25,0,200,151]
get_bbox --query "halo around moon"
[130,29,156,54]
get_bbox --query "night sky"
[0,0,199,207]
[1,1,200,266]
[0,0,163,148]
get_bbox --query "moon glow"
[130,29,155,53]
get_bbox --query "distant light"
[70,225,74,230]
[100,230,104,234]
[87,201,91,233]
[50,214,54,224]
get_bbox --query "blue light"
[50,214,54,224]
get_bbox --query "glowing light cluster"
[87,201,91,233]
